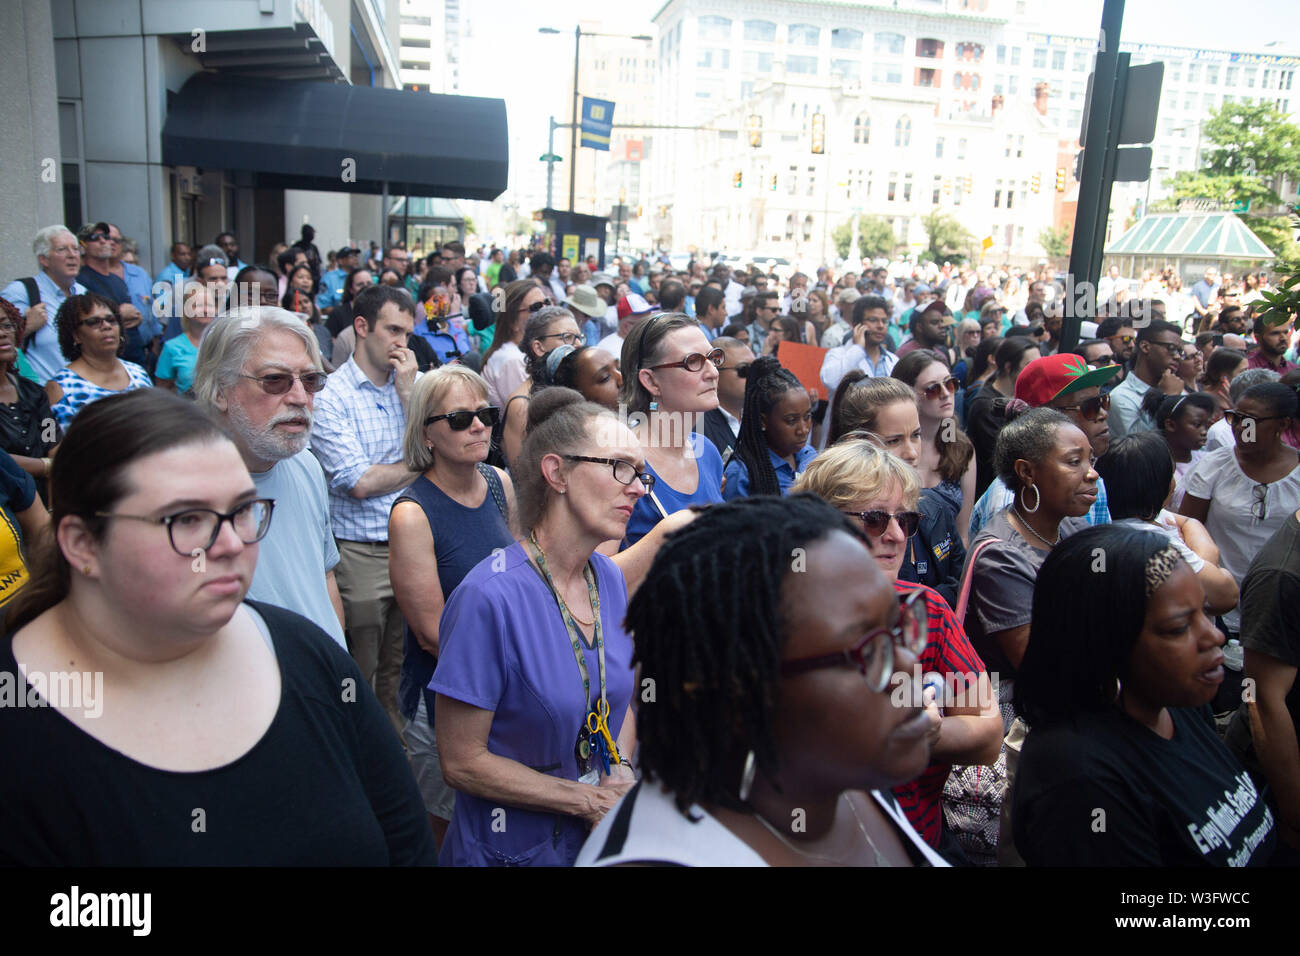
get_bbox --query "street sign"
[580,97,615,151]
[1232,199,1252,213]
[539,153,562,163]
[1114,146,1153,182]
[1117,62,1164,145]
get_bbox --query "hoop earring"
[738,750,756,802]
[1021,484,1041,514]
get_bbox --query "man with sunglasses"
[1108,321,1187,441]
[311,284,424,734]
[74,222,148,368]
[968,353,1120,539]
[195,307,346,651]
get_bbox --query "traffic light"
[1055,167,1067,191]
[1031,173,1041,193]
[769,174,778,191]
[943,178,952,194]
[747,114,763,149]
[963,175,973,192]
[733,170,743,189]
[811,112,826,154]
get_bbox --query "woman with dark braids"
[577,494,948,866]
[722,356,814,499]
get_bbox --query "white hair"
[193,306,323,411]
[33,225,75,259]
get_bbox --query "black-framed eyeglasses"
[781,589,929,693]
[425,406,500,430]
[538,331,586,346]
[1252,482,1268,521]
[79,313,121,330]
[842,508,923,538]
[240,371,329,394]
[649,347,725,373]
[1147,339,1184,353]
[1056,393,1111,422]
[562,455,656,491]
[720,361,753,377]
[1225,410,1289,429]
[95,498,275,557]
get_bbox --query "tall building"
[399,0,443,93]
[649,0,1300,261]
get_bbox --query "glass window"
[936,136,944,158]
[743,51,774,73]
[872,63,903,84]
[1187,63,1200,83]
[789,24,819,46]
[1074,51,1088,72]
[832,60,861,82]
[699,16,731,41]
[932,174,942,205]
[807,167,816,197]
[895,116,912,147]
[832,28,863,50]
[994,180,1002,208]
[903,172,913,203]
[887,173,897,202]
[1226,66,1238,86]
[1204,92,1215,109]
[957,138,967,160]
[1051,50,1065,71]
[875,32,905,56]
[744,19,776,43]
[1246,68,1257,88]
[802,215,814,241]
[1206,65,1220,84]
[997,44,1006,64]
[854,114,871,144]
[1033,48,1047,69]
[787,55,818,75]
[1010,47,1021,66]
[787,165,798,195]
[1009,75,1019,94]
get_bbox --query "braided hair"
[627,493,870,817]
[732,356,805,497]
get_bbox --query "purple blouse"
[431,541,633,866]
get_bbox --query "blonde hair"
[402,365,492,471]
[793,438,920,510]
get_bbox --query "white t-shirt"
[482,341,526,407]
[1181,445,1300,630]
[1113,515,1205,574]
[576,781,949,867]
[1204,417,1233,454]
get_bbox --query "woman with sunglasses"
[1179,382,1300,641]
[481,279,545,408]
[950,407,1097,864]
[893,352,976,544]
[723,357,814,500]
[389,366,514,851]
[498,305,585,470]
[577,494,948,867]
[1010,525,1275,867]
[155,280,219,397]
[433,388,650,866]
[828,373,966,607]
[46,293,153,428]
[794,444,1000,857]
[0,389,434,864]
[618,313,725,548]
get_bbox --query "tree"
[832,214,897,259]
[1038,224,1071,259]
[920,210,974,262]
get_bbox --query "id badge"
[578,768,600,786]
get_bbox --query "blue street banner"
[580,97,615,151]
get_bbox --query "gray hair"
[1229,368,1279,403]
[33,225,75,259]
[195,244,228,270]
[523,305,573,352]
[994,407,1072,493]
[193,306,323,412]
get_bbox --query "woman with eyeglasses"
[481,279,545,408]
[498,304,586,470]
[793,444,1000,857]
[0,299,59,486]
[828,373,966,607]
[893,351,976,545]
[723,356,814,500]
[433,388,650,866]
[46,293,153,428]
[1010,525,1275,867]
[1178,382,1300,641]
[576,494,948,867]
[618,313,725,548]
[0,389,434,864]
[155,280,219,397]
[949,407,1097,864]
[761,315,806,356]
[1176,340,1205,394]
[389,366,514,851]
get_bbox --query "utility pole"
[569,25,581,214]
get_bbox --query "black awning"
[162,73,508,200]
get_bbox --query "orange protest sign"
[776,340,829,402]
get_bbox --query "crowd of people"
[0,219,1296,869]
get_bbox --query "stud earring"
[83,565,91,575]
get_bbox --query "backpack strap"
[476,462,510,525]
[955,537,997,623]
[19,277,40,347]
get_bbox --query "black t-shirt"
[966,381,1007,498]
[0,601,436,865]
[0,373,58,460]
[1013,706,1276,866]
[1239,512,1300,739]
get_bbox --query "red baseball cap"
[1014,353,1121,407]
[617,293,653,320]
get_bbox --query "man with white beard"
[193,306,347,647]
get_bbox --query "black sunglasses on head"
[426,406,500,430]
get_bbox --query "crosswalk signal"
[747,114,763,149]
[1031,173,1041,193]
[769,174,778,191]
[1055,167,1067,191]
[811,112,826,154]
[733,170,743,189]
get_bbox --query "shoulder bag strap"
[20,277,40,348]
[476,462,510,524]
[954,538,996,622]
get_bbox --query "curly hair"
[0,298,27,374]
[54,292,123,361]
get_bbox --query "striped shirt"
[309,357,410,542]
[890,579,989,848]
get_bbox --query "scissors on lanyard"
[586,699,620,765]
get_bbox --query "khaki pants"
[335,539,405,737]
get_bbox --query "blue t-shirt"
[155,333,199,393]
[621,432,724,548]
[431,542,632,866]
[723,444,817,500]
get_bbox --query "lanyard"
[525,533,606,712]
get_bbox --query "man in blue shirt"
[107,223,161,348]
[317,246,359,314]
[153,241,192,320]
[1,225,87,383]
[1191,267,1221,325]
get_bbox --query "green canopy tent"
[1104,211,1275,286]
